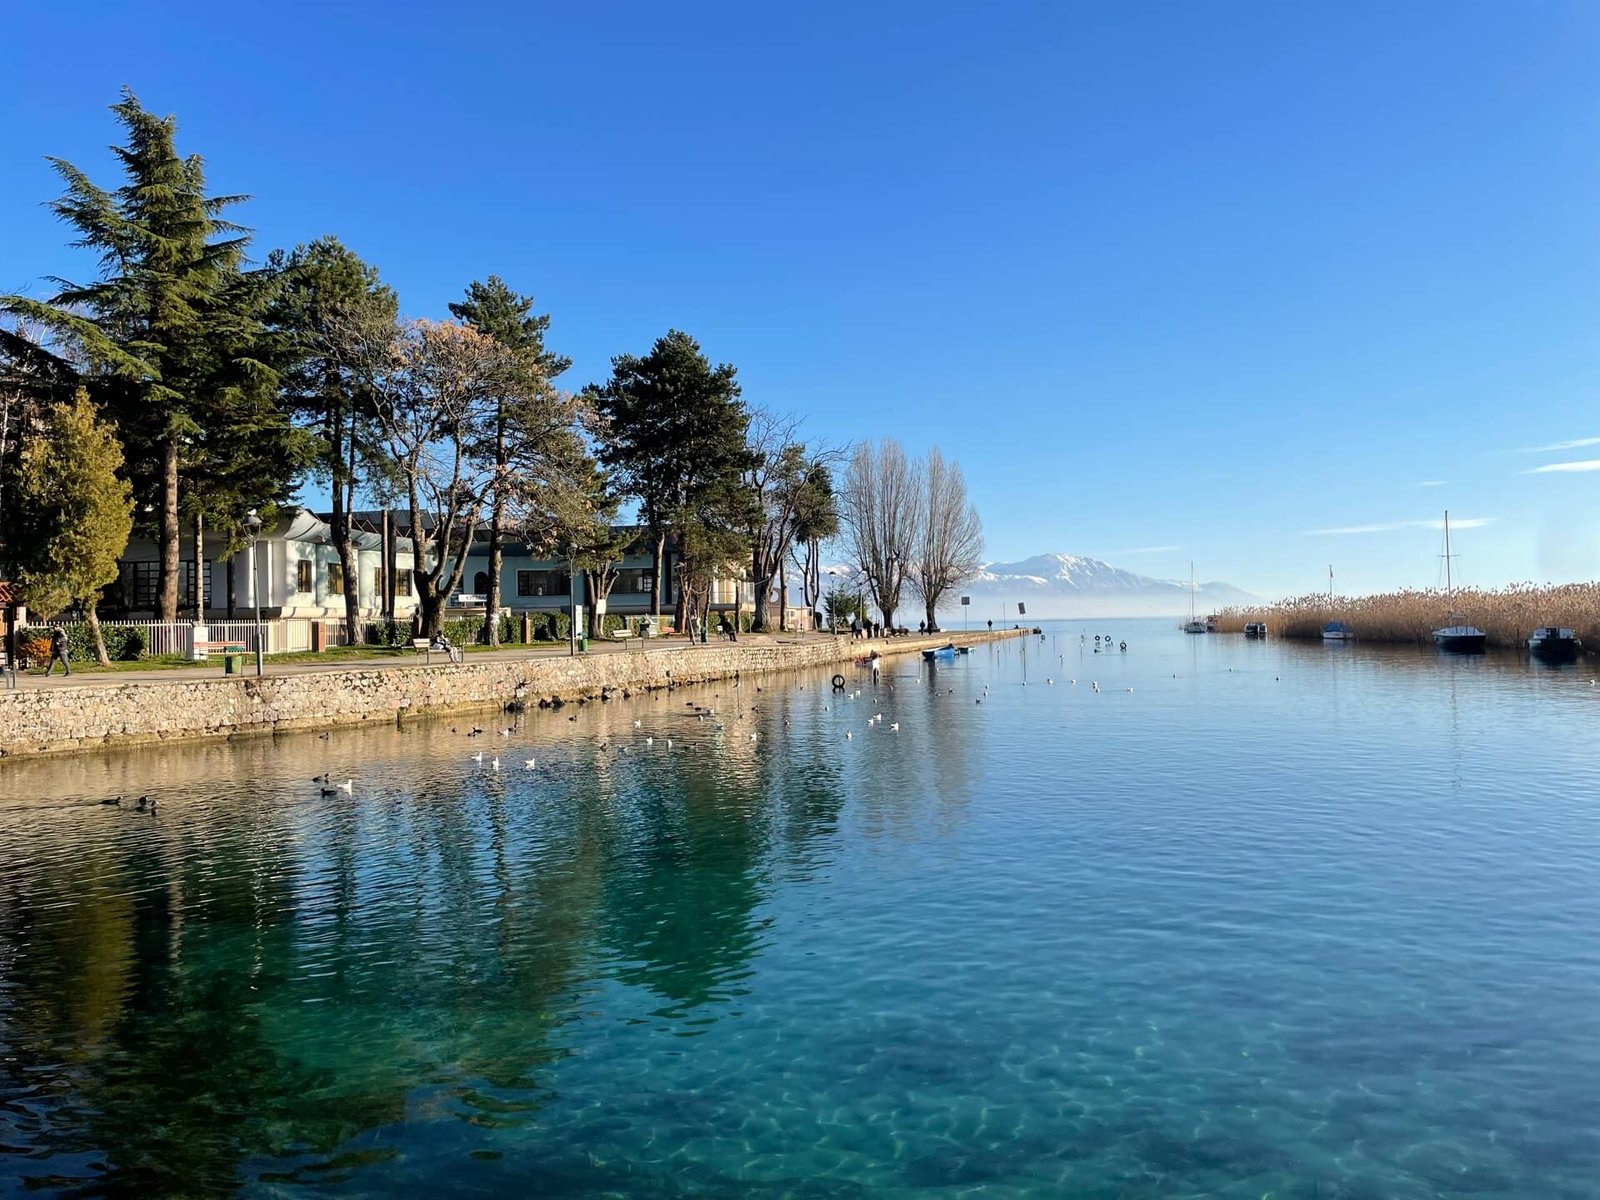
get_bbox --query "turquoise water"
[4,619,1600,1197]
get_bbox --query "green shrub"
[365,620,407,647]
[56,622,147,661]
[442,616,485,646]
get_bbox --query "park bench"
[415,637,462,665]
[609,629,634,641]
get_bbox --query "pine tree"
[12,391,134,664]
[269,237,398,642]
[2,89,304,620]
[588,330,757,628]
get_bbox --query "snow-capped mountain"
[962,554,1255,618]
[815,553,1255,619]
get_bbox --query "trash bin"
[223,652,244,674]
[578,634,588,652]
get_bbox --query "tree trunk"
[778,557,788,632]
[650,530,664,618]
[337,415,362,646]
[226,556,236,619]
[484,497,503,646]
[156,437,180,620]
[85,601,110,667]
[925,599,939,633]
[192,512,205,618]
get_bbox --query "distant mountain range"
[816,553,1256,619]
[961,554,1256,618]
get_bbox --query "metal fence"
[25,617,358,659]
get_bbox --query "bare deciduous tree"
[908,447,984,631]
[745,411,840,633]
[353,317,516,637]
[841,439,918,629]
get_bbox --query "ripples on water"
[3,620,1600,1197]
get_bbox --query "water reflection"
[0,688,851,1196]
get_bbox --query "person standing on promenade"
[45,624,71,676]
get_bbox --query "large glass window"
[614,568,654,595]
[516,569,570,597]
[126,561,210,609]
[394,569,412,597]
[296,560,312,594]
[327,563,344,594]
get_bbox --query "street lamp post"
[244,510,264,677]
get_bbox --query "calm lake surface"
[3,619,1600,1198]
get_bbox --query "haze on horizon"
[0,2,1594,604]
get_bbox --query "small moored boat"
[1432,512,1486,654]
[921,643,957,662]
[1528,626,1581,663]
[1244,622,1267,639]
[1322,620,1355,641]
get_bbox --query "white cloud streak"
[1416,480,1447,487]
[1525,459,1600,475]
[1100,545,1179,555]
[1305,518,1496,536]
[1519,436,1600,453]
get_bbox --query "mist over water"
[3,619,1600,1198]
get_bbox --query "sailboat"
[1321,565,1354,641]
[1182,563,1206,634]
[1432,510,1486,653]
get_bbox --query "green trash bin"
[578,634,588,652]
[223,652,244,674]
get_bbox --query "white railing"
[26,617,362,659]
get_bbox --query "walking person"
[45,624,71,676]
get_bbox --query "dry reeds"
[1215,582,1600,650]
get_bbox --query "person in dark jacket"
[46,624,71,676]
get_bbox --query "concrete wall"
[0,630,1027,759]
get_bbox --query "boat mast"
[1442,509,1454,605]
[1189,562,1196,622]
[1328,564,1333,605]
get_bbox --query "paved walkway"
[5,630,895,691]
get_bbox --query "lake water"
[3,618,1600,1198]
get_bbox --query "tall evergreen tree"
[2,89,303,620]
[268,237,398,643]
[448,276,574,645]
[12,391,134,664]
[588,330,756,628]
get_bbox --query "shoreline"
[0,628,1029,760]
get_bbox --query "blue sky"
[2,2,1597,599]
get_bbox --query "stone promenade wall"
[0,630,1025,758]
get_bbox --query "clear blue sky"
[2,2,1596,599]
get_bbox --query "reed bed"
[1214,581,1600,650]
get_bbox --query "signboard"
[1017,602,1027,616]
[960,596,970,606]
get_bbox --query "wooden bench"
[194,640,246,658]
[609,629,634,641]
[415,637,462,665]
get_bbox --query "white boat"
[1432,511,1486,653]
[1321,566,1355,640]
[1182,563,1206,634]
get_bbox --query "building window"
[126,561,211,610]
[516,569,570,597]
[296,560,312,594]
[327,563,344,594]
[372,569,382,598]
[395,569,413,597]
[614,568,654,595]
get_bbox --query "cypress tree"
[12,390,135,664]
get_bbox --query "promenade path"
[8,629,886,691]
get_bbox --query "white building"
[115,508,418,622]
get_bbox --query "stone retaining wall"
[0,630,1027,759]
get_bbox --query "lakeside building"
[110,510,782,630]
[111,508,419,622]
